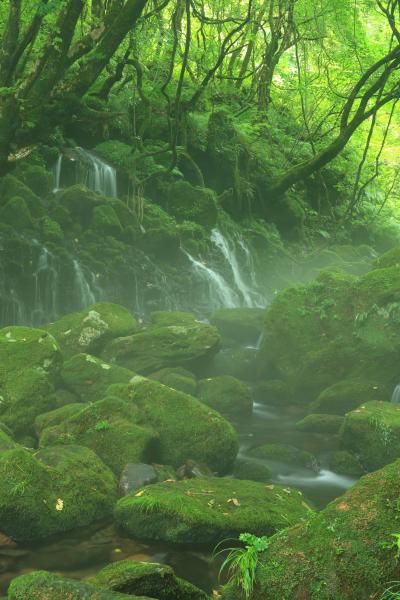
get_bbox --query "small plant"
[379,582,400,599]
[93,419,111,432]
[215,533,269,599]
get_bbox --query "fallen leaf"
[135,490,145,497]
[55,498,64,511]
[227,498,241,507]
[265,484,275,490]
[164,479,176,483]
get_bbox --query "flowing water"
[391,384,400,403]
[53,148,117,197]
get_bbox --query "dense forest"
[1,1,400,599]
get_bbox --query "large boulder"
[0,327,62,436]
[249,443,319,472]
[166,180,218,228]
[46,302,138,359]
[115,477,311,545]
[61,353,134,402]
[39,396,157,476]
[108,376,238,473]
[310,379,389,415]
[197,375,252,416]
[221,460,400,600]
[0,445,117,541]
[257,266,400,402]
[340,400,400,471]
[7,571,148,600]
[90,559,208,599]
[148,366,197,396]
[295,414,344,434]
[101,322,220,375]
[210,307,265,345]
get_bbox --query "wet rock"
[149,366,197,396]
[310,379,388,415]
[340,400,400,471]
[119,464,158,496]
[115,476,310,546]
[233,460,272,483]
[197,375,252,416]
[221,459,400,599]
[210,307,265,345]
[248,443,319,472]
[46,302,138,359]
[295,413,344,434]
[90,558,208,599]
[329,450,364,476]
[176,459,213,480]
[253,379,293,406]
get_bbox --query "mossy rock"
[329,450,364,476]
[374,246,400,270]
[41,216,64,242]
[149,367,197,396]
[197,375,252,416]
[114,476,310,546]
[35,403,84,435]
[61,353,134,402]
[17,164,53,197]
[102,322,220,375]
[233,460,272,483]
[295,414,344,434]
[0,174,44,217]
[90,559,208,599]
[95,140,135,171]
[139,203,180,259]
[150,311,198,327]
[0,429,17,452]
[91,204,122,236]
[108,376,238,473]
[46,302,138,359]
[0,445,117,542]
[58,185,100,228]
[210,308,265,345]
[221,460,400,600]
[0,326,61,377]
[1,196,33,229]
[339,400,400,471]
[167,180,218,228]
[210,345,258,380]
[253,379,293,406]
[310,379,389,416]
[248,443,319,472]
[39,396,157,476]
[8,571,148,599]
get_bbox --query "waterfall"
[53,148,118,197]
[73,260,98,308]
[32,244,59,324]
[182,249,239,310]
[211,229,266,308]
[391,384,400,403]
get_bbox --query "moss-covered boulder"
[39,396,157,475]
[41,216,64,242]
[17,163,53,196]
[0,445,117,541]
[329,450,364,476]
[295,413,344,434]
[221,460,400,600]
[46,302,138,358]
[150,311,199,327]
[35,402,84,435]
[197,375,252,416]
[0,174,44,217]
[340,400,400,471]
[8,571,147,599]
[109,377,238,473]
[249,443,319,471]
[1,196,33,229]
[58,185,100,228]
[253,379,293,406]
[210,308,265,345]
[61,353,134,402]
[149,366,197,396]
[167,180,218,228]
[0,327,62,436]
[233,460,272,482]
[92,204,122,236]
[310,379,389,416]
[210,345,258,380]
[258,266,400,401]
[102,322,220,374]
[115,476,310,545]
[90,559,208,599]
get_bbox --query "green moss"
[90,559,208,599]
[166,180,218,228]
[102,322,220,375]
[210,308,265,345]
[46,302,138,359]
[310,379,389,416]
[374,246,400,270]
[61,353,134,402]
[0,429,17,452]
[0,445,117,541]
[114,476,310,546]
[0,326,61,378]
[329,450,364,476]
[17,164,53,196]
[249,444,318,471]
[1,196,33,229]
[150,311,198,327]
[95,140,135,171]
[41,216,64,242]
[139,202,180,259]
[92,204,122,236]
[109,376,238,473]
[233,460,272,483]
[39,396,157,476]
[59,185,100,228]
[197,376,252,416]
[340,400,400,471]
[253,380,293,406]
[0,174,44,217]
[8,571,143,599]
[149,367,197,396]
[295,414,344,434]
[34,403,84,435]
[222,460,400,599]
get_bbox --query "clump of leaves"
[215,533,269,599]
[93,420,111,432]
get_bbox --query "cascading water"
[32,244,59,325]
[73,260,99,308]
[182,248,239,310]
[210,229,266,308]
[53,148,117,197]
[391,384,400,403]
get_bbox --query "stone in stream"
[119,463,158,496]
[90,559,208,599]
[253,379,293,406]
[221,459,400,600]
[310,379,389,415]
[210,307,265,345]
[248,443,319,472]
[197,375,253,416]
[114,476,311,545]
[329,450,364,477]
[7,570,150,599]
[295,413,344,434]
[148,366,197,396]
